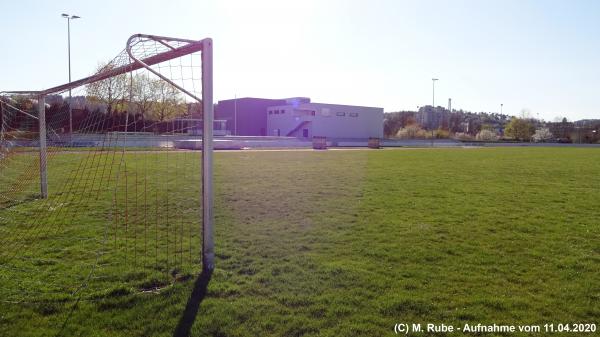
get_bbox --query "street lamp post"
[432,78,438,108]
[431,78,439,147]
[61,13,81,144]
[234,94,237,136]
[501,103,503,115]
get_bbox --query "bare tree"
[151,81,186,122]
[131,74,157,122]
[85,62,128,115]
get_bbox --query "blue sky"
[1,0,599,120]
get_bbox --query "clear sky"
[1,0,599,120]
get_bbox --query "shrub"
[532,128,554,142]
[475,129,499,141]
[453,132,473,141]
[423,129,449,139]
[396,127,450,140]
[505,117,534,141]
[396,125,428,139]
[435,129,450,139]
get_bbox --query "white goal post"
[1,34,215,270]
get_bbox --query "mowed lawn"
[1,147,599,336]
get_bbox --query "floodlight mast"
[61,13,81,144]
[431,78,439,147]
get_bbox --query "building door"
[302,129,309,138]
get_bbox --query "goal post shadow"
[172,267,213,337]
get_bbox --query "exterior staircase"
[286,121,310,137]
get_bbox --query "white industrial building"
[266,100,383,139]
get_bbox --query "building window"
[268,110,273,115]
[349,112,359,117]
[281,109,285,114]
[275,110,279,114]
[336,112,346,117]
[294,109,316,116]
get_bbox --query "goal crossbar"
[3,34,207,97]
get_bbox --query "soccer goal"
[0,34,214,307]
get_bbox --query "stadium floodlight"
[431,78,439,146]
[432,78,439,107]
[61,13,81,143]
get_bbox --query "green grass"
[0,148,599,336]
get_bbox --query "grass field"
[1,147,599,336]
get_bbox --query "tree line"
[1,62,201,135]
[85,62,192,122]
[384,109,599,143]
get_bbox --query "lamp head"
[72,15,81,19]
[61,13,69,18]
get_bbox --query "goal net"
[0,34,213,319]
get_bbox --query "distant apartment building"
[417,105,450,130]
